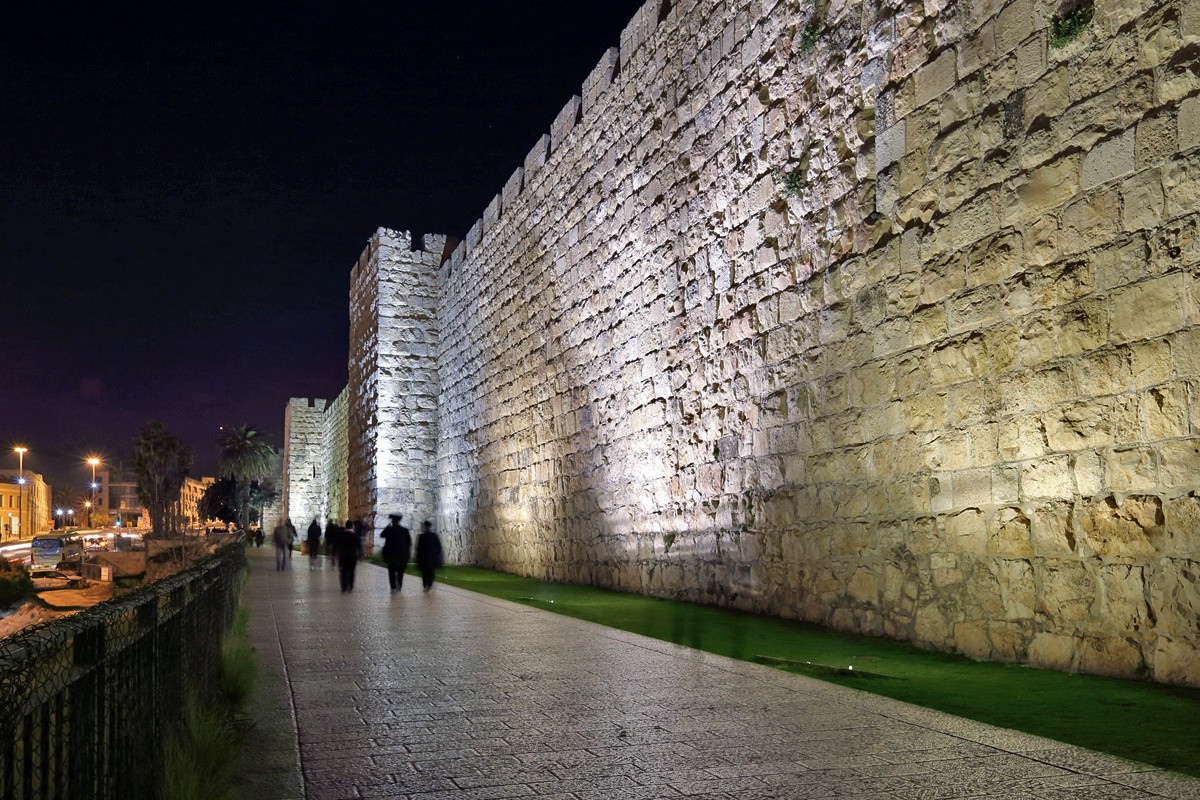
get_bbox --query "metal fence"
[0,543,246,800]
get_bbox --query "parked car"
[30,570,86,591]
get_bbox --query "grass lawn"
[404,562,1200,778]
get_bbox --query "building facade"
[175,476,216,529]
[0,470,53,539]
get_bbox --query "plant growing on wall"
[1048,3,1094,48]
[799,21,822,52]
[782,167,806,197]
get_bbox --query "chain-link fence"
[0,542,246,800]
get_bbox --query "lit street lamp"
[85,501,92,529]
[13,447,28,541]
[87,457,102,526]
[55,508,63,530]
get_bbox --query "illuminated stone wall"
[323,387,350,524]
[348,229,446,541]
[434,0,1200,685]
[282,397,328,527]
[281,392,349,529]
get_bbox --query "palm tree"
[134,422,194,536]
[217,426,275,532]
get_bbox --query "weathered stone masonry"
[349,230,445,541]
[288,0,1200,685]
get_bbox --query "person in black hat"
[415,520,443,591]
[337,518,362,592]
[379,513,411,593]
[306,518,322,570]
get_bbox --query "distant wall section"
[283,397,328,526]
[282,391,349,529]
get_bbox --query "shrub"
[799,21,821,52]
[0,562,33,606]
[782,167,806,197]
[1049,3,1094,48]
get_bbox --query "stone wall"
[323,387,350,524]
[260,450,285,535]
[433,0,1200,685]
[283,397,329,527]
[281,390,349,529]
[348,229,446,540]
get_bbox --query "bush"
[782,167,806,197]
[0,562,33,606]
[1049,3,1094,48]
[799,21,821,52]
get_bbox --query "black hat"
[389,513,402,521]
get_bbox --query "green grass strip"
[417,563,1200,777]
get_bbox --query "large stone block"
[1028,632,1076,671]
[1078,635,1147,678]
[1110,273,1188,343]
[1150,636,1200,687]
[1030,501,1077,555]
[916,48,958,107]
[988,506,1033,556]
[1181,95,1200,151]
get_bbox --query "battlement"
[445,0,671,276]
[350,228,449,285]
[288,397,328,413]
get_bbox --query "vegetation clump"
[798,21,821,52]
[0,561,33,606]
[161,607,257,800]
[782,167,806,197]
[1049,3,1094,48]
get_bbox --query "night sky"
[3,1,648,491]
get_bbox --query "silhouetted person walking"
[337,520,361,592]
[272,519,295,571]
[325,518,341,568]
[306,518,322,570]
[380,513,411,593]
[415,520,442,591]
[286,518,298,562]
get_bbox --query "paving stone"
[243,551,1200,799]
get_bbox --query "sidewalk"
[241,547,1200,799]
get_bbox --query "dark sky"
[2,1,648,491]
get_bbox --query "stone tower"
[347,228,446,539]
[282,397,328,527]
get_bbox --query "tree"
[217,426,274,531]
[248,481,278,527]
[134,422,194,536]
[198,478,239,525]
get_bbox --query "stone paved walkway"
[240,548,1200,800]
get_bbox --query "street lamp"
[13,447,27,541]
[84,501,92,529]
[87,457,102,525]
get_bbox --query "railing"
[0,542,246,800]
